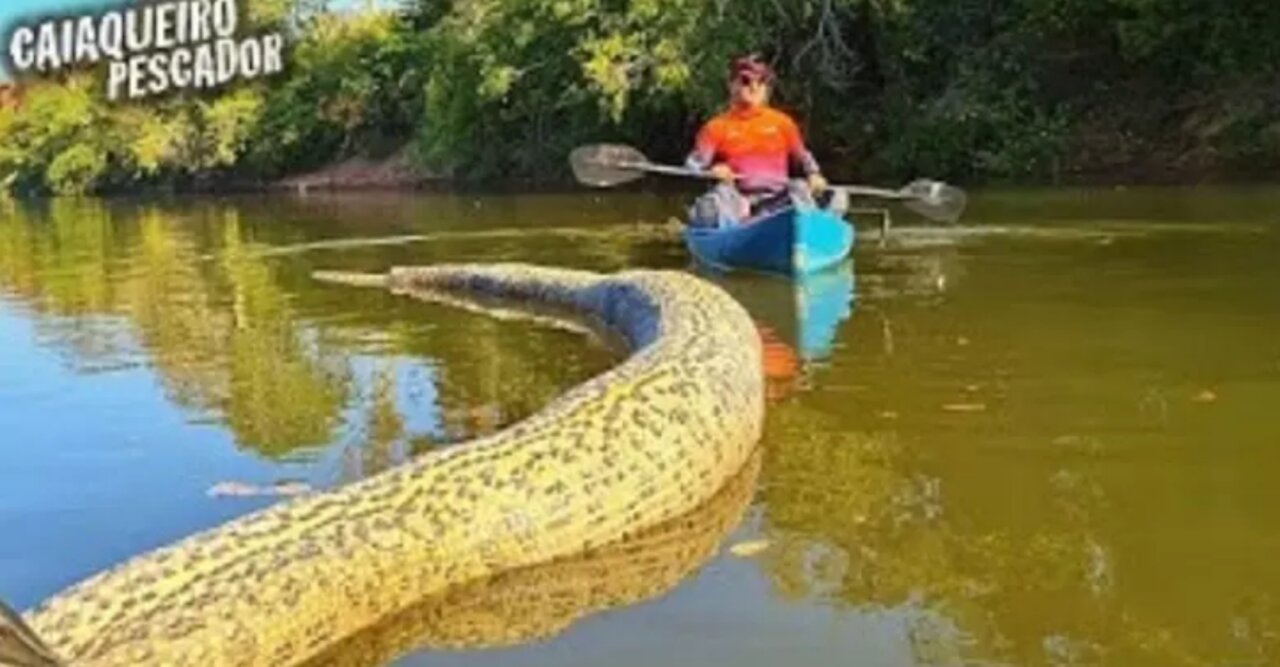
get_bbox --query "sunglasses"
[736,75,769,87]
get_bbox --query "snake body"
[13,264,765,666]
[311,448,763,667]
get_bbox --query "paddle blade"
[901,179,968,223]
[569,144,651,188]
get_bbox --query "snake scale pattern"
[7,264,765,666]
[311,448,763,667]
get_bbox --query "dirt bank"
[274,147,437,191]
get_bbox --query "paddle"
[569,143,968,224]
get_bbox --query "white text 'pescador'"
[5,0,284,100]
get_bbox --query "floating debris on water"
[728,539,771,558]
[945,402,987,412]
[1192,389,1218,404]
[1051,435,1105,455]
[208,480,314,498]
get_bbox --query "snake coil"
[2,264,765,667]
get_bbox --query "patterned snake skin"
[308,448,762,667]
[11,264,765,666]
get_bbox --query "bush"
[46,144,107,194]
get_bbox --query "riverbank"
[1054,76,1280,185]
[262,79,1280,193]
[273,147,429,192]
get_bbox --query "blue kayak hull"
[683,207,855,276]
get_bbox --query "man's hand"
[710,163,735,183]
[807,173,829,193]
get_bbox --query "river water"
[1,188,1278,666]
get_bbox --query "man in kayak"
[686,55,838,227]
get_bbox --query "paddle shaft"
[617,159,913,200]
[615,160,713,180]
[834,185,916,200]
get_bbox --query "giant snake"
[0,264,765,666]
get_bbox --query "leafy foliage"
[1,0,1276,193]
[247,10,429,175]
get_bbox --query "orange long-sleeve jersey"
[685,105,822,193]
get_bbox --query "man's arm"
[685,119,720,171]
[782,115,827,191]
[781,116,822,176]
[685,149,713,172]
[686,119,734,182]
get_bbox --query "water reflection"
[2,191,1279,667]
[306,450,761,667]
[749,217,1280,666]
[0,200,352,457]
[697,261,858,403]
[0,199,615,466]
[758,404,1208,666]
[220,213,352,455]
[708,262,857,361]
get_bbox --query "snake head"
[0,600,60,667]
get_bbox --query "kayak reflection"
[695,261,856,396]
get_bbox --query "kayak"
[683,205,855,276]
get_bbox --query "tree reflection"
[220,213,350,455]
[0,202,349,458]
[120,205,226,411]
[0,200,616,467]
[317,286,617,446]
[337,363,408,482]
[756,405,1274,666]
[0,199,126,366]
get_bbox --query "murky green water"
[1,188,1278,666]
